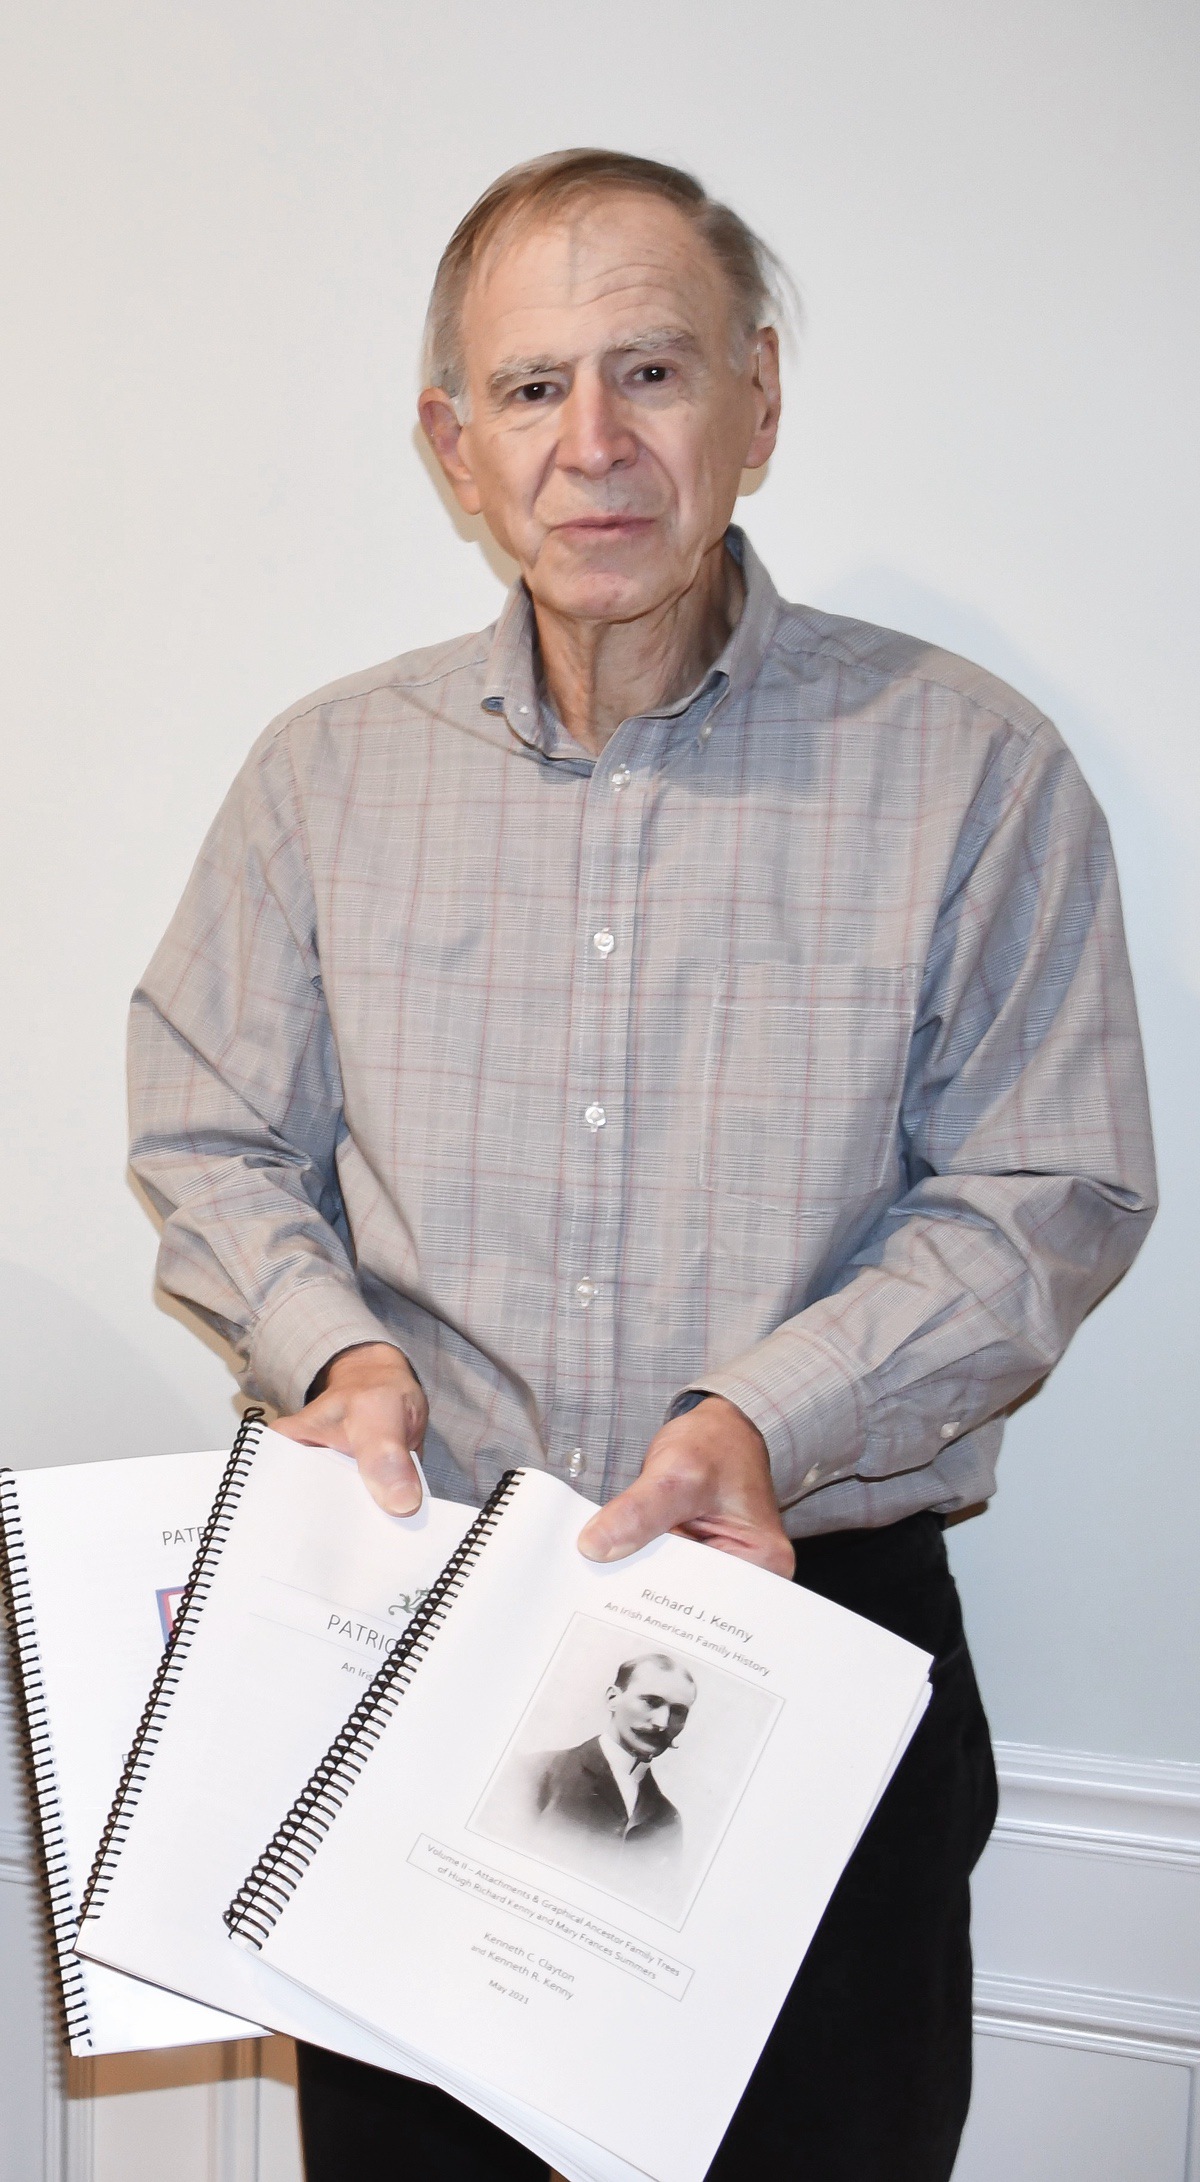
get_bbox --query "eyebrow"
[485,326,703,399]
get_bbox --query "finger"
[353,1436,424,1517]
[577,1466,709,1563]
[671,1515,797,1579]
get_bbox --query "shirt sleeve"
[677,718,1158,1511]
[128,724,396,1415]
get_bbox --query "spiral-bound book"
[74,1416,482,2081]
[221,1466,934,2182]
[0,1442,254,2055]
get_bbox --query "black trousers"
[296,1511,997,2182]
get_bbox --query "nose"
[556,368,636,481]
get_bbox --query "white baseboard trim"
[992,1741,1200,1872]
[975,1742,1200,2078]
[56,2073,94,2182]
[975,1969,1200,2062]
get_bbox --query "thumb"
[354,1437,424,1517]
[578,1467,704,1564]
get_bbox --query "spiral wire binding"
[0,1468,95,2050]
[225,1466,524,1951]
[78,1406,266,1926]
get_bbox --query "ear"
[418,388,483,516]
[743,327,782,473]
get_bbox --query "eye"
[634,364,672,386]
[514,380,554,404]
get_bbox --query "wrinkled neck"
[533,542,743,755]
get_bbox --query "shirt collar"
[480,524,782,756]
[598,1732,649,1787]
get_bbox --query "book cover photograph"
[471,1610,783,1926]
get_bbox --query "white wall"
[2,2,1197,2173]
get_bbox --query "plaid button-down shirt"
[130,530,1156,1535]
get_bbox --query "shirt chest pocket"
[698,962,917,1215]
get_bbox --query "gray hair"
[422,147,796,411]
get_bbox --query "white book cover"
[226,1466,932,2182]
[75,1419,476,2074]
[0,1442,251,2055]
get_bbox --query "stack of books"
[2,1413,931,2182]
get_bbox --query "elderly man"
[130,150,1155,2181]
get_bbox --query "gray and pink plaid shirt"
[130,531,1155,1535]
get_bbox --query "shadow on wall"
[0,1259,240,1471]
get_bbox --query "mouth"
[551,515,655,540]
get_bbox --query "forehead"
[622,1660,695,1701]
[461,193,729,366]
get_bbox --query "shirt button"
[940,1421,961,1439]
[699,722,713,742]
[592,929,615,956]
[610,765,631,789]
[584,1103,607,1131]
[567,1448,584,1478]
[575,1280,598,1307]
[802,1464,821,1489]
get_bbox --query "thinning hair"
[422,147,796,410]
[612,1651,697,1696]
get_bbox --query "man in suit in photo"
[526,1650,696,1855]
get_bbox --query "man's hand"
[577,1397,795,1578]
[273,1343,428,1515]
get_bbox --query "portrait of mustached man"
[130,150,1156,2181]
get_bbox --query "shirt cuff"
[669,1327,865,1509]
[247,1279,401,1417]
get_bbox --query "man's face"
[607,1659,696,1762]
[421,192,780,627]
